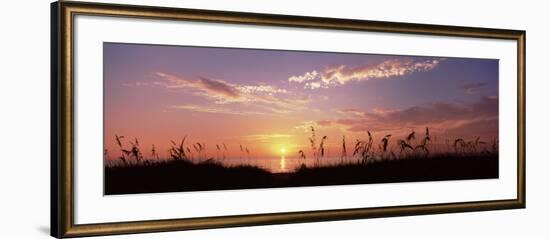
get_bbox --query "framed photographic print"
[51,1,526,238]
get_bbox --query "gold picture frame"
[51,1,526,237]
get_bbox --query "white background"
[0,0,547,238]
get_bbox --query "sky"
[104,42,499,160]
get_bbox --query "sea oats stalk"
[397,139,413,158]
[454,138,466,154]
[129,138,144,163]
[318,136,328,165]
[223,143,228,160]
[216,144,221,161]
[309,126,317,164]
[170,137,188,161]
[406,130,416,144]
[379,134,392,159]
[239,144,244,160]
[151,144,159,160]
[352,131,374,164]
[298,150,306,165]
[414,127,431,157]
[114,134,128,165]
[341,136,347,163]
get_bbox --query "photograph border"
[51,1,525,237]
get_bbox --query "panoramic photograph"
[103,43,499,195]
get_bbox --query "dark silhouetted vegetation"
[105,152,498,195]
[105,127,498,195]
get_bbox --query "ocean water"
[217,156,352,173]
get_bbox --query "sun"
[272,142,294,157]
[279,146,287,155]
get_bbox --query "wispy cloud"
[337,108,365,117]
[294,120,338,132]
[154,72,310,113]
[289,58,443,89]
[288,70,318,83]
[122,81,151,87]
[170,104,266,116]
[155,72,244,103]
[243,134,293,141]
[236,85,287,95]
[463,82,487,94]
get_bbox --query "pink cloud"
[337,108,366,117]
[155,72,243,103]
[463,82,487,94]
[170,104,266,115]
[316,120,333,127]
[154,72,311,114]
[333,96,498,139]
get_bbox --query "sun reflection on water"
[280,155,286,172]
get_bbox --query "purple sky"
[104,42,498,159]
